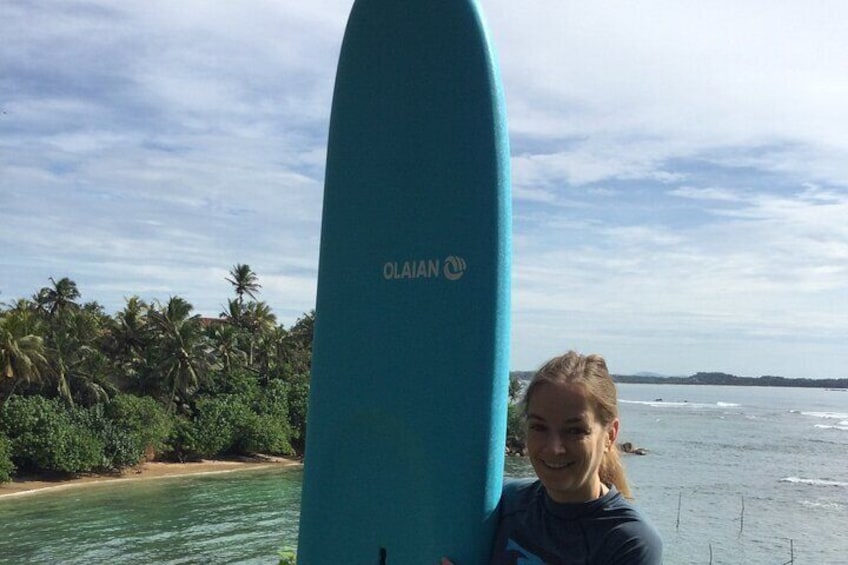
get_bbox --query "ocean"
[0,384,845,564]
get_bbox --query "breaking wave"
[780,477,848,488]
[620,399,740,409]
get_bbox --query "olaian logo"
[382,256,467,281]
[443,256,467,281]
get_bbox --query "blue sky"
[2,1,847,378]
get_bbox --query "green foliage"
[0,396,104,474]
[278,548,297,565]
[105,393,173,456]
[240,379,293,455]
[0,433,14,483]
[165,386,296,461]
[505,402,526,455]
[74,404,144,471]
[237,412,293,456]
[166,396,248,460]
[284,375,309,453]
[1,271,313,479]
[166,417,202,463]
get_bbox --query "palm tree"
[0,310,49,402]
[108,297,151,386]
[221,297,248,328]
[226,264,261,305]
[148,297,216,412]
[253,325,286,384]
[243,300,277,367]
[210,324,247,375]
[45,302,114,406]
[281,310,314,376]
[34,277,81,317]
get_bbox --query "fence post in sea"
[738,495,745,536]
[781,538,795,565]
[708,543,713,565]
[675,491,682,531]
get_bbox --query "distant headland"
[511,371,848,389]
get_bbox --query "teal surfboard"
[296,0,511,563]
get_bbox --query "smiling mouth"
[541,460,573,470]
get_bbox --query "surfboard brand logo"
[443,255,467,281]
[382,256,467,281]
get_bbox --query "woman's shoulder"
[593,490,663,563]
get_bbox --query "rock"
[619,441,648,455]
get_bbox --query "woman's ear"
[606,418,620,450]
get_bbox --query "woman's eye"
[528,423,547,433]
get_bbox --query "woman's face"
[525,380,619,503]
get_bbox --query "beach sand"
[0,455,302,499]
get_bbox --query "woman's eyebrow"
[527,413,586,424]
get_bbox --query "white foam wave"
[780,477,848,488]
[799,500,845,511]
[814,424,848,432]
[620,399,740,409]
[800,411,848,420]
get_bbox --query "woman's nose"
[547,434,567,454]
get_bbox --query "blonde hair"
[523,351,632,499]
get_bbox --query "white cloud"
[3,0,848,377]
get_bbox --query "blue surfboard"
[297,0,511,563]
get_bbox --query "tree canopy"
[0,268,313,482]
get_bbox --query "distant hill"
[613,372,848,389]
[510,370,848,389]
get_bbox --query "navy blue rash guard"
[489,479,663,565]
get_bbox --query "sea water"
[0,384,846,564]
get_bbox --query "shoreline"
[0,455,303,500]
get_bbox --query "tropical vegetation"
[0,266,312,482]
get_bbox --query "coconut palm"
[107,296,153,392]
[0,310,49,402]
[226,264,261,305]
[147,296,216,412]
[210,324,247,374]
[34,277,81,317]
[45,302,114,406]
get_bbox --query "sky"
[2,0,847,378]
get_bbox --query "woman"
[445,351,662,564]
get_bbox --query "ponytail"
[601,443,632,499]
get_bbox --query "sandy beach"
[0,455,302,499]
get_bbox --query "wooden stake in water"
[782,538,795,565]
[675,491,682,531]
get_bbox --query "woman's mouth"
[541,460,572,470]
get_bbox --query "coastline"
[0,455,303,500]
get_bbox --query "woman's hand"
[440,559,455,565]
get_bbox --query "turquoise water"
[0,468,303,564]
[1,385,846,564]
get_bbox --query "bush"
[165,390,296,460]
[0,434,15,483]
[105,393,173,458]
[0,396,104,475]
[505,403,526,455]
[237,412,292,456]
[75,404,144,471]
[166,416,202,463]
[283,375,309,454]
[166,396,249,460]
